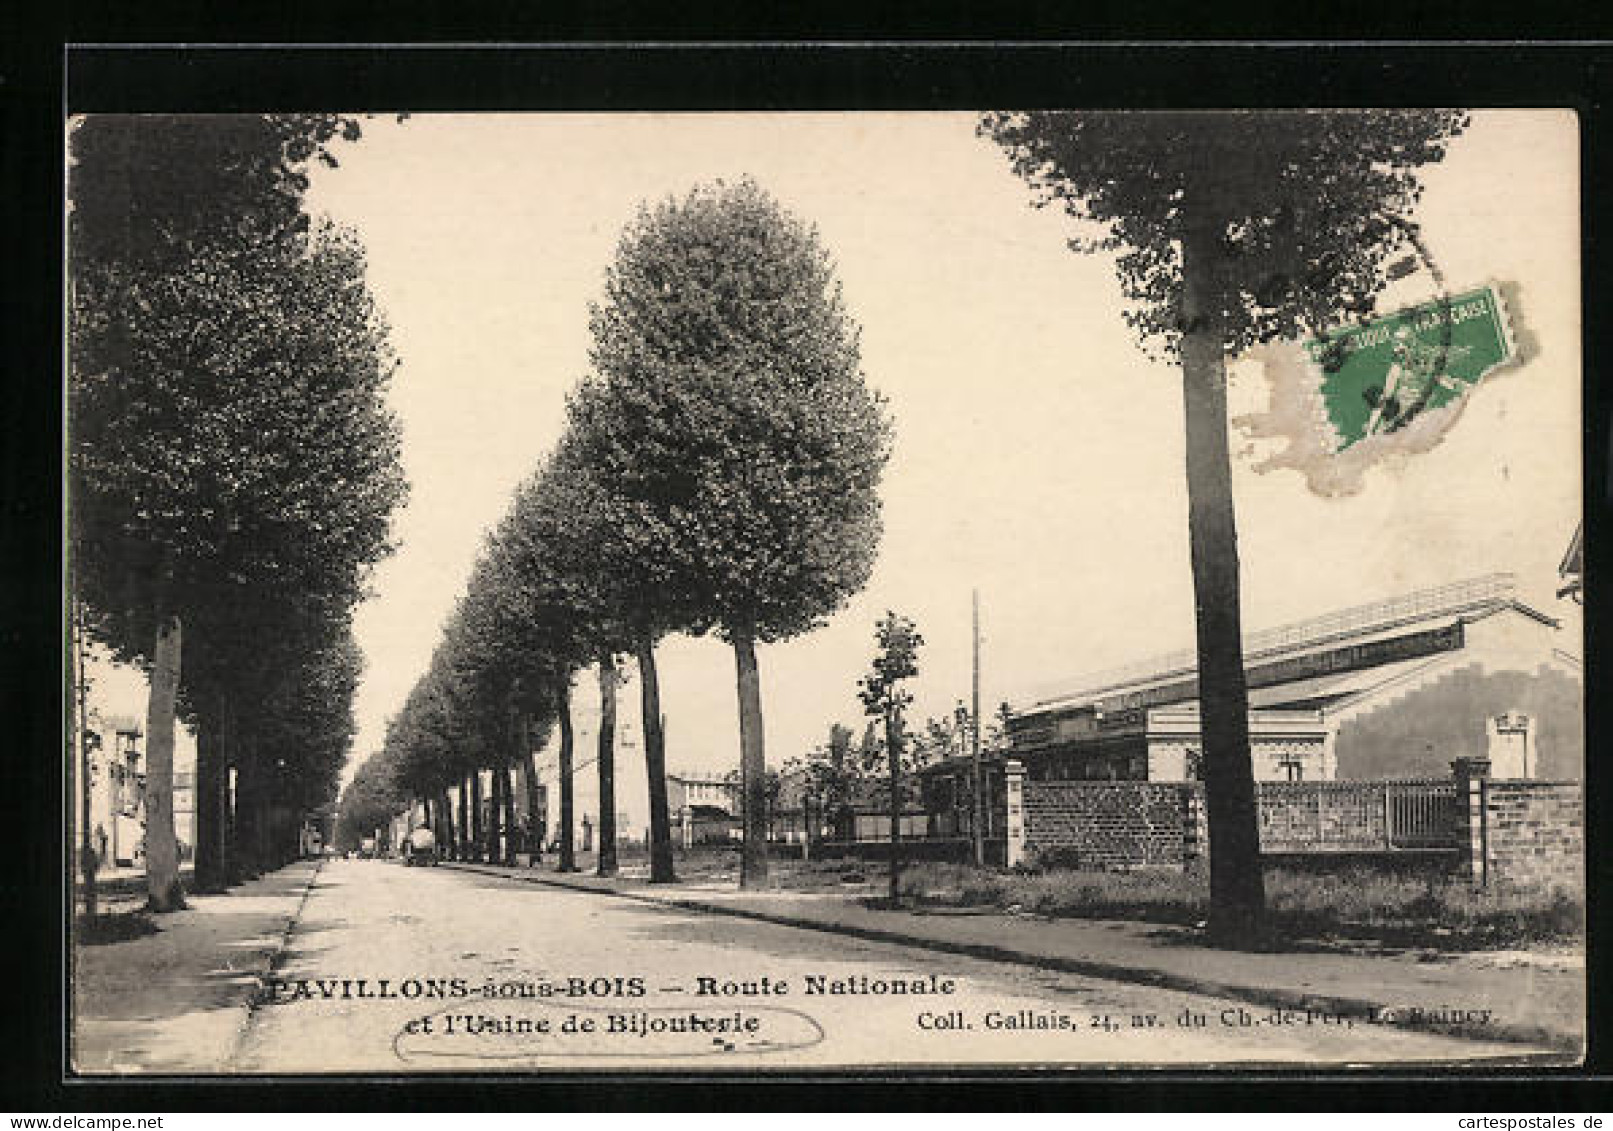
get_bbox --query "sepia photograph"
[64,104,1585,1076]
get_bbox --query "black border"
[5,28,1610,1113]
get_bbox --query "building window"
[1281,759,1304,782]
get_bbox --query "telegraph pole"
[971,589,984,867]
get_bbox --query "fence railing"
[1254,779,1458,853]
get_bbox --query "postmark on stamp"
[1235,282,1525,497]
[1309,285,1517,452]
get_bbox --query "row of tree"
[69,115,408,912]
[339,109,1471,945]
[342,178,894,888]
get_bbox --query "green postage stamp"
[1305,285,1517,454]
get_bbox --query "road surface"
[232,859,1544,1071]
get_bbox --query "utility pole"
[971,589,984,868]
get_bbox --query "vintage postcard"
[66,107,1584,1075]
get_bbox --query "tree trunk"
[469,771,484,862]
[886,707,903,904]
[221,713,241,884]
[233,756,259,881]
[487,763,502,862]
[457,776,469,860]
[72,598,97,919]
[557,686,577,872]
[637,637,677,884]
[523,747,544,865]
[596,654,618,877]
[194,708,226,892]
[256,765,275,873]
[144,613,186,912]
[732,631,768,888]
[437,790,455,856]
[501,764,518,865]
[1180,210,1266,946]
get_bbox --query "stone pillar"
[1182,784,1208,870]
[1485,711,1536,779]
[1004,759,1027,869]
[1452,757,1492,887]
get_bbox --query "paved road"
[233,859,1545,1072]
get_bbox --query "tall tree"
[556,400,688,883]
[574,178,892,888]
[70,115,406,910]
[466,454,619,872]
[981,110,1468,943]
[858,612,923,904]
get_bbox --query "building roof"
[1559,522,1583,578]
[1245,653,1442,710]
[1558,523,1583,600]
[666,770,734,786]
[1017,573,1555,719]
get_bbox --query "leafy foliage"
[980,111,1470,359]
[571,177,892,643]
[69,114,407,883]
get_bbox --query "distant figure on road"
[407,824,437,867]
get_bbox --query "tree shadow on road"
[76,909,161,945]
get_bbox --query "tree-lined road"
[231,860,1541,1071]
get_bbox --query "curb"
[441,861,1579,1055]
[224,859,326,1071]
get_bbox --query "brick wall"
[1015,773,1581,882]
[1475,780,1582,887]
[1021,781,1194,869]
[1018,777,1463,871]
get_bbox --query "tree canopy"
[572,177,892,644]
[69,114,407,902]
[980,111,1470,358]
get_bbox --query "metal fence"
[1255,779,1458,854]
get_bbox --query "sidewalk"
[444,860,1584,1054]
[71,859,321,1074]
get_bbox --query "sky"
[236,109,1586,833]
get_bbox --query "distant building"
[1003,573,1582,784]
[665,770,739,846]
[77,700,197,871]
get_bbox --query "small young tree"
[858,613,924,904]
[981,110,1469,944]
